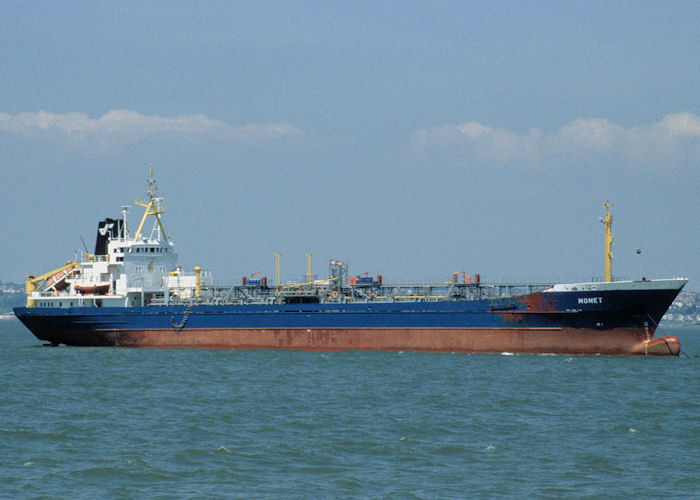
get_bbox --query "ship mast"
[133,169,169,242]
[603,202,613,282]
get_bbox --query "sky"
[1,1,698,290]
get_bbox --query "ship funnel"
[94,218,125,255]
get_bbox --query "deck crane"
[25,261,80,307]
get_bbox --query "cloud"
[412,112,700,168]
[0,109,304,144]
[412,122,543,164]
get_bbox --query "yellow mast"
[307,253,312,283]
[133,169,169,242]
[603,202,613,282]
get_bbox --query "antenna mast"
[133,169,169,242]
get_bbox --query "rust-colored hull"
[65,327,681,355]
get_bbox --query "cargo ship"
[14,172,687,355]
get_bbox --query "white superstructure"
[26,171,210,308]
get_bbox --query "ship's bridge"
[108,238,176,265]
[109,237,178,286]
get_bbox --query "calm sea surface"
[1,319,698,499]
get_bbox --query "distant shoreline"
[661,322,700,329]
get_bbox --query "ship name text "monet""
[578,297,603,304]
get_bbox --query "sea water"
[1,319,698,498]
